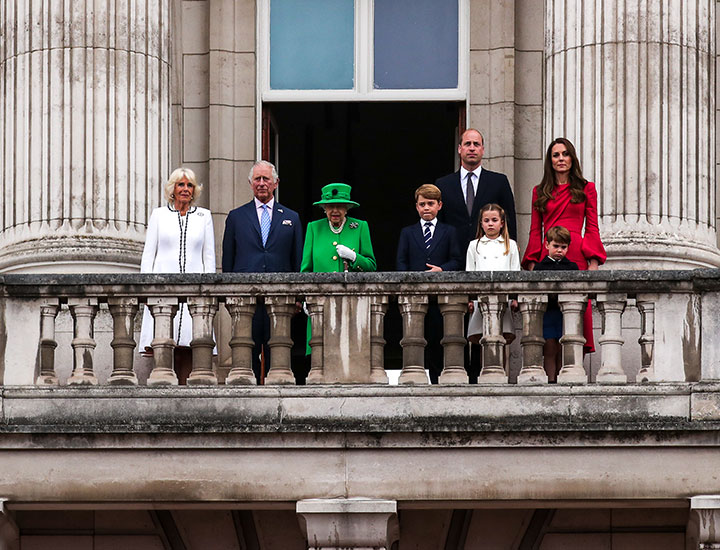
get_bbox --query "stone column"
[545,0,720,268]
[557,294,588,384]
[187,297,218,385]
[67,298,98,386]
[596,294,627,384]
[0,0,171,273]
[36,301,60,385]
[225,297,256,385]
[398,295,429,385]
[306,298,326,384]
[107,298,139,386]
[517,294,548,385]
[477,295,508,383]
[636,295,657,383]
[264,296,296,385]
[689,496,720,549]
[296,498,399,550]
[146,298,179,387]
[369,296,389,384]
[438,294,469,384]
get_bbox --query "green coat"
[301,217,377,273]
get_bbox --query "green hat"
[313,183,359,208]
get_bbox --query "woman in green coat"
[301,183,377,355]
[301,183,377,273]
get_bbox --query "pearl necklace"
[328,219,346,234]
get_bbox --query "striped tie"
[260,204,271,247]
[424,221,432,249]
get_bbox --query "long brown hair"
[534,137,587,213]
[475,203,511,255]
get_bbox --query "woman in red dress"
[521,137,606,353]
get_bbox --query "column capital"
[297,498,398,550]
[690,496,720,547]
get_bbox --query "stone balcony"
[1,271,720,508]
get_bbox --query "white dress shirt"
[419,217,438,238]
[255,197,274,224]
[459,166,483,200]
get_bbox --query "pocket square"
[282,219,293,226]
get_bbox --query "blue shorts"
[543,308,563,340]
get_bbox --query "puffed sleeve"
[202,210,216,273]
[521,186,544,270]
[465,241,478,271]
[580,182,607,265]
[300,222,315,273]
[508,240,521,271]
[140,209,159,273]
[351,221,377,272]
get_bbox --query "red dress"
[521,181,607,352]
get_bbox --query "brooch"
[282,219,293,226]
[349,222,359,229]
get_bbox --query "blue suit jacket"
[222,200,303,273]
[396,220,463,272]
[435,169,517,257]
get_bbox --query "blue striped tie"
[260,204,271,247]
[424,221,432,249]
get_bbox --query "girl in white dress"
[138,167,216,383]
[466,203,520,346]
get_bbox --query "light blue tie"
[260,204,271,247]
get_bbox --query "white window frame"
[257,0,469,102]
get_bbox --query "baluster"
[596,293,627,383]
[398,295,429,384]
[107,298,139,385]
[187,296,218,385]
[306,297,325,384]
[36,300,60,385]
[369,295,389,384]
[264,296,297,385]
[477,294,508,383]
[636,294,656,382]
[557,294,588,384]
[146,297,179,386]
[438,294,468,384]
[67,298,99,386]
[516,294,548,385]
[225,297,257,385]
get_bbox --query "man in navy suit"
[397,184,463,383]
[435,128,517,265]
[222,160,303,383]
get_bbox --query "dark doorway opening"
[267,101,463,372]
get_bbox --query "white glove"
[336,244,357,263]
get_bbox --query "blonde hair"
[475,203,511,255]
[164,167,203,205]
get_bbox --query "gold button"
[333,241,338,246]
[333,255,338,260]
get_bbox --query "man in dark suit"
[397,184,463,383]
[222,160,303,383]
[435,128,517,264]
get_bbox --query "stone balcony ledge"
[2,383,720,437]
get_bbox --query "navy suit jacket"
[396,220,463,272]
[435,168,517,257]
[222,200,303,273]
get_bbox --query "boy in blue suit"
[397,184,463,383]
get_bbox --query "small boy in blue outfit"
[397,184,463,383]
[533,226,578,383]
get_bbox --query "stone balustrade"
[0,270,717,386]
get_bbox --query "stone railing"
[0,270,717,386]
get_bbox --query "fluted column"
[545,0,719,268]
[517,295,548,385]
[107,297,139,385]
[36,301,60,385]
[0,0,171,273]
[398,295,429,385]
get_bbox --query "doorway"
[266,102,463,371]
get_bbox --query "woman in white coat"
[138,167,216,383]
